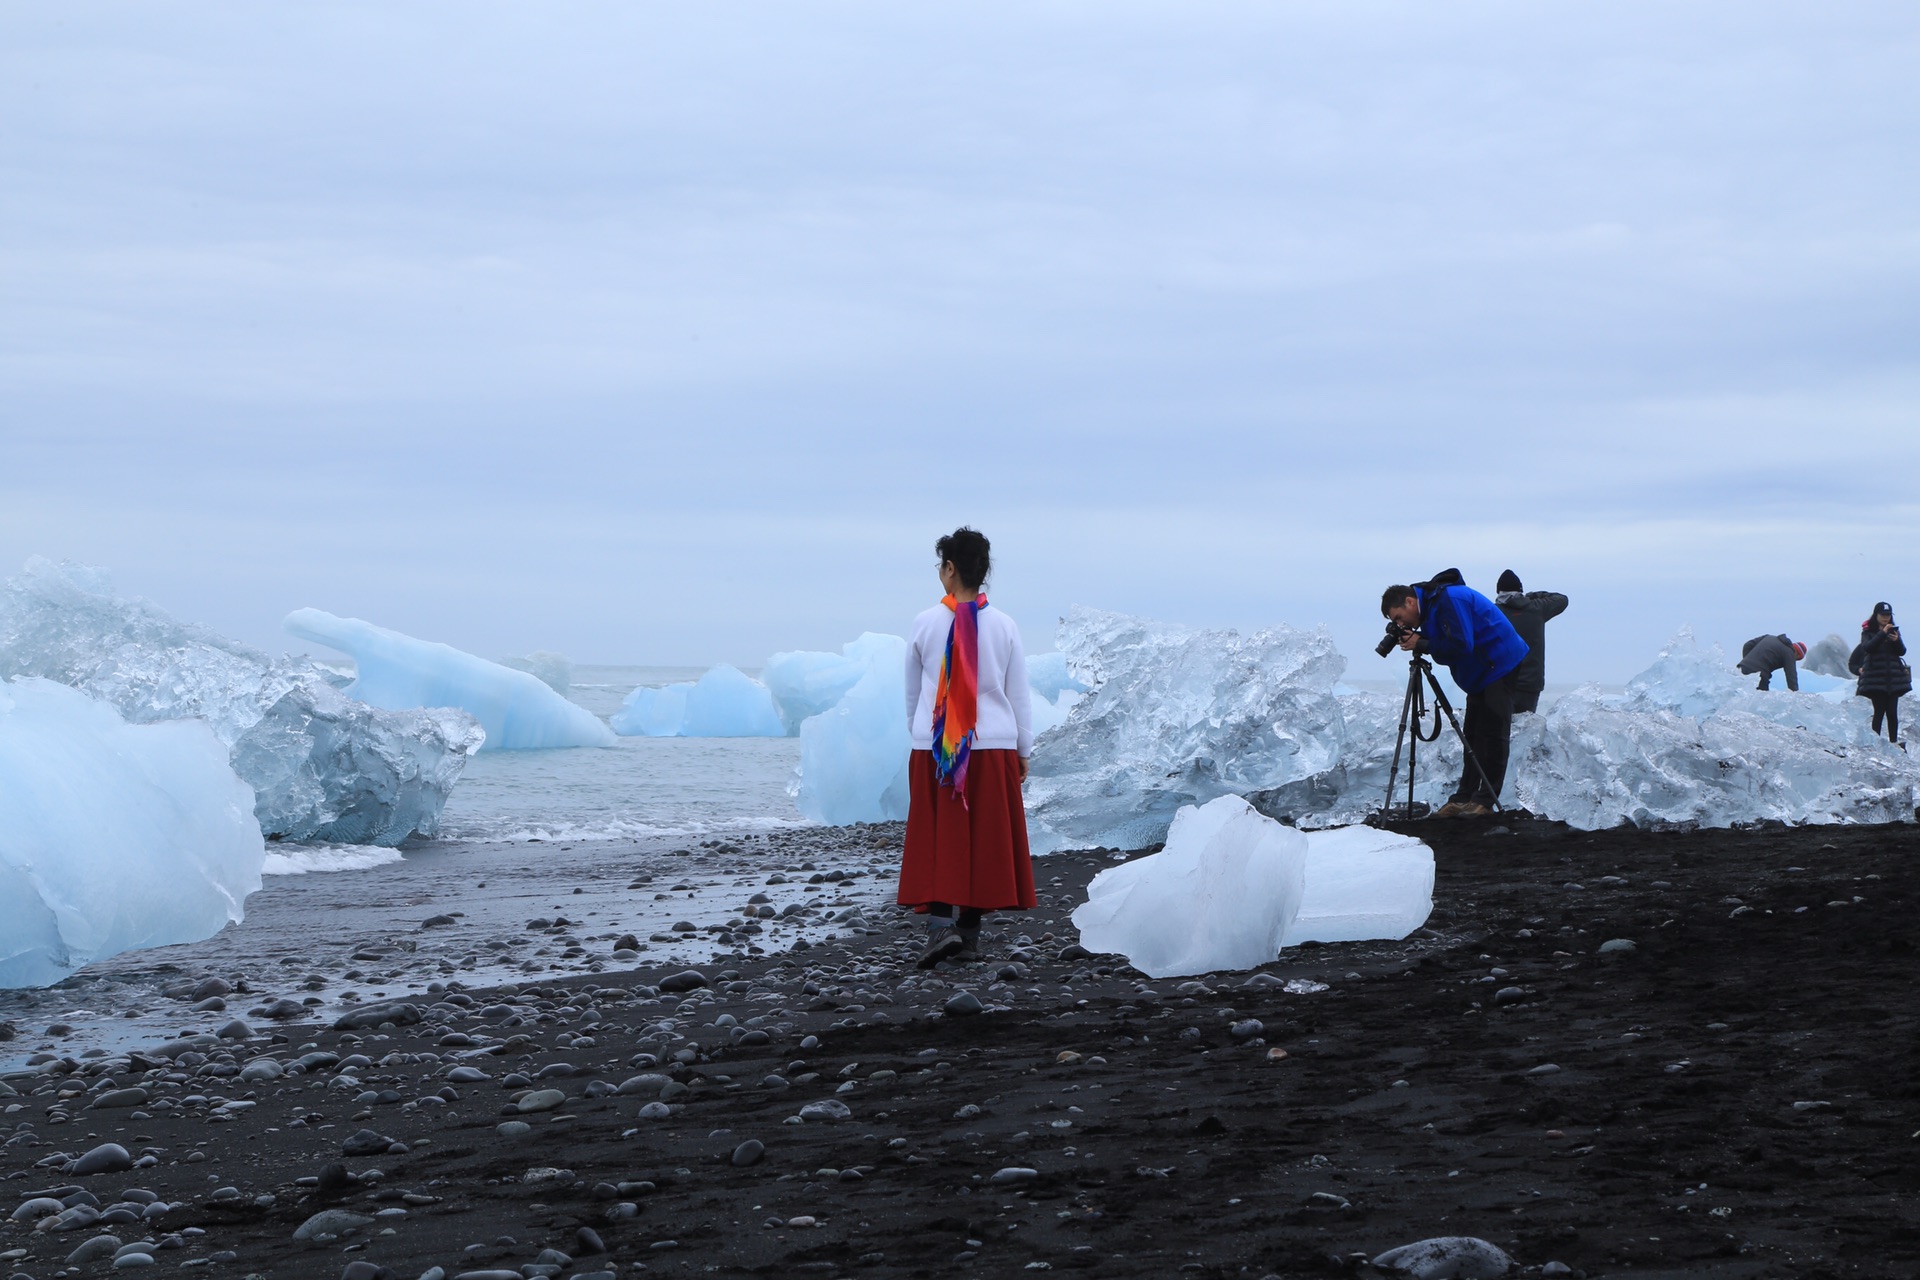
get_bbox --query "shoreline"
[2,818,1916,1278]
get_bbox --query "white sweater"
[904,601,1034,756]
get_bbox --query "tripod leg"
[1423,670,1503,811]
[1381,663,1421,814]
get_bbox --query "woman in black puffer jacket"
[1849,602,1911,746]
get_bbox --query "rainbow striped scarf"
[930,594,986,794]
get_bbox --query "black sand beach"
[3,818,1917,1279]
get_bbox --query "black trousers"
[1455,673,1515,805]
[1868,693,1901,742]
[1512,687,1542,715]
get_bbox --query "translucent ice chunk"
[789,634,911,825]
[285,608,614,751]
[1026,652,1089,703]
[0,678,265,988]
[1026,607,1353,851]
[1800,632,1853,680]
[763,634,903,734]
[1281,825,1434,946]
[1071,795,1308,978]
[0,559,480,845]
[612,664,786,737]
[1028,688,1084,739]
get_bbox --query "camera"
[1375,620,1412,658]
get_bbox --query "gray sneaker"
[955,929,982,962]
[917,927,965,969]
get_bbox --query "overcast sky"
[4,3,1917,681]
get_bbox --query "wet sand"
[2,818,1917,1279]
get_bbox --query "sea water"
[430,665,807,843]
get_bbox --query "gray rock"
[1372,1236,1515,1279]
[447,1066,490,1083]
[239,1058,284,1083]
[112,1253,157,1269]
[617,1074,671,1096]
[1491,986,1527,1005]
[496,1121,533,1138]
[215,1019,254,1040]
[340,1262,393,1280]
[798,1099,852,1123]
[1525,1063,1562,1076]
[658,969,710,993]
[12,1196,65,1221]
[731,1139,765,1167]
[332,1002,423,1031]
[575,1225,607,1254]
[70,1143,134,1175]
[259,998,308,1019]
[1308,1191,1350,1209]
[515,1088,567,1113]
[1229,1019,1265,1040]
[341,1128,400,1156]
[191,976,231,1001]
[989,1167,1039,1185]
[66,1233,124,1265]
[293,1208,374,1241]
[1597,938,1637,955]
[90,1088,149,1109]
[636,1102,673,1120]
[944,991,985,1016]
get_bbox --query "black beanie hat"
[1496,569,1523,593]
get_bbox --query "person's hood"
[1496,590,1527,607]
[1419,568,1467,591]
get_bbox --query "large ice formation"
[1283,824,1435,946]
[0,678,265,988]
[1072,795,1308,977]
[1510,630,1920,829]
[0,560,481,845]
[612,664,786,737]
[1027,652,1088,702]
[788,634,911,825]
[1801,633,1853,680]
[1026,607,1397,851]
[286,609,614,751]
[500,650,573,695]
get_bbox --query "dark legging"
[928,903,983,929]
[1869,693,1900,742]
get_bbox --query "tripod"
[1379,653,1503,820]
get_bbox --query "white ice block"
[1071,795,1308,978]
[1282,825,1434,946]
[789,634,911,825]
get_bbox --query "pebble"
[447,1066,491,1084]
[90,1088,149,1110]
[636,1102,673,1120]
[70,1143,134,1175]
[798,1099,852,1123]
[1229,1019,1264,1040]
[1597,938,1637,954]
[293,1208,374,1241]
[515,1089,567,1113]
[65,1234,123,1265]
[341,1128,402,1156]
[1525,1064,1562,1076]
[944,991,985,1016]
[1308,1192,1350,1209]
[990,1167,1040,1185]
[1491,986,1527,1005]
[731,1139,766,1167]
[1372,1236,1514,1279]
[658,970,710,993]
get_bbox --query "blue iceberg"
[285,609,615,751]
[788,634,911,825]
[1,678,266,988]
[612,664,786,737]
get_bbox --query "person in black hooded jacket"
[1849,602,1910,746]
[1493,570,1568,715]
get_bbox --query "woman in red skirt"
[898,526,1037,967]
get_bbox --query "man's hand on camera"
[1397,631,1422,652]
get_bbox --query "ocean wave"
[263,843,407,876]
[433,814,817,845]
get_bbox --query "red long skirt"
[897,749,1036,913]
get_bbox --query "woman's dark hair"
[936,527,992,591]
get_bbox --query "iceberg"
[790,634,911,825]
[1801,632,1853,680]
[1027,651,1089,702]
[612,664,786,737]
[285,609,615,751]
[0,560,480,845]
[1,678,265,988]
[1071,795,1309,978]
[1510,630,1920,829]
[1025,607,1362,851]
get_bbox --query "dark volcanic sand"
[3,819,1917,1280]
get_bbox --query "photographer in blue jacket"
[1381,570,1530,817]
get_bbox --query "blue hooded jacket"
[1417,581,1528,694]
